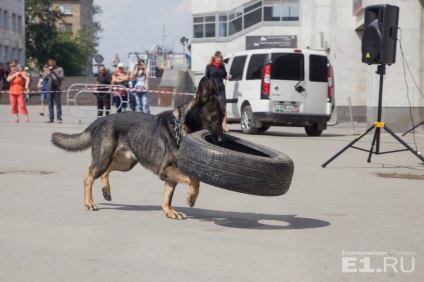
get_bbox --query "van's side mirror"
[295,85,305,93]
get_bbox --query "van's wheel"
[258,125,271,133]
[177,130,294,196]
[241,105,258,134]
[305,124,323,136]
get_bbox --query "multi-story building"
[52,0,93,34]
[0,0,25,67]
[52,0,94,75]
[191,0,424,132]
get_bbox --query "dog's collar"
[174,112,184,146]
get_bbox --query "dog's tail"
[51,131,92,152]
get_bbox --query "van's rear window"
[309,55,328,82]
[271,53,304,81]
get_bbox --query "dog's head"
[183,77,225,143]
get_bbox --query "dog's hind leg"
[84,167,98,211]
[163,181,187,219]
[100,151,138,202]
[101,171,112,201]
[187,177,200,208]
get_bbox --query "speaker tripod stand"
[402,120,424,136]
[322,64,424,168]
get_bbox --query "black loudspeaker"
[361,4,399,65]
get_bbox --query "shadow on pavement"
[99,203,331,230]
[228,129,347,138]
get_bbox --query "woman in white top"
[130,59,150,114]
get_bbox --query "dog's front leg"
[83,168,97,211]
[187,177,200,208]
[163,181,186,219]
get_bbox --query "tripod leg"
[402,120,424,136]
[384,126,424,162]
[322,125,375,167]
[367,127,380,163]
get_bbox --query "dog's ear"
[210,78,219,96]
[195,76,211,104]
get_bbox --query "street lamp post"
[180,36,189,55]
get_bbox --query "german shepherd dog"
[51,77,225,219]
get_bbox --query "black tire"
[240,105,258,134]
[258,125,271,133]
[177,130,294,196]
[305,124,323,136]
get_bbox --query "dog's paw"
[85,203,98,211]
[187,194,197,208]
[102,187,112,201]
[164,209,187,220]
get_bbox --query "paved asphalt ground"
[0,104,423,282]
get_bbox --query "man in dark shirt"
[43,56,65,123]
[94,66,112,117]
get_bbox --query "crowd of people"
[1,50,230,130]
[0,57,64,123]
[92,57,151,117]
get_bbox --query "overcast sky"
[93,0,192,67]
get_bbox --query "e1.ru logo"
[342,251,415,273]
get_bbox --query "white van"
[224,48,334,136]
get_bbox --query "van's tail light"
[262,64,271,95]
[327,66,333,102]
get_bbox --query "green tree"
[25,0,103,75]
[25,0,63,67]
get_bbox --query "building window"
[12,48,17,61]
[59,23,72,31]
[282,0,299,21]
[193,16,204,38]
[218,14,227,37]
[0,45,3,61]
[264,3,282,21]
[244,1,262,29]
[18,15,23,33]
[0,9,3,29]
[193,15,215,38]
[59,5,73,15]
[12,13,17,32]
[228,7,243,36]
[205,15,215,37]
[18,49,23,65]
[3,10,9,30]
[264,0,299,21]
[193,0,299,40]
[4,46,9,62]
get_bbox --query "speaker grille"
[362,20,382,64]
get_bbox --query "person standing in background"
[111,62,130,112]
[6,62,30,123]
[24,66,32,103]
[205,51,232,132]
[111,54,120,68]
[37,66,48,116]
[43,56,65,124]
[131,59,150,113]
[94,66,112,117]
[0,63,5,91]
